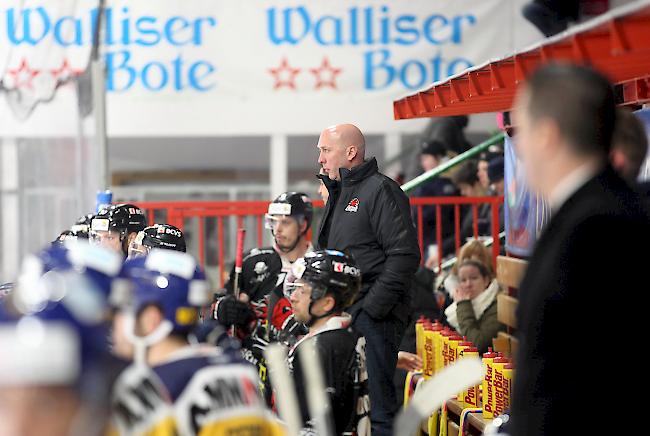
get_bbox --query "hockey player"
[127,223,186,259]
[90,204,147,257]
[0,247,118,436]
[286,250,371,435]
[215,192,314,343]
[214,192,314,404]
[111,250,282,435]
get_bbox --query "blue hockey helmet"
[119,250,210,336]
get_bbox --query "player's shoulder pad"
[172,363,272,435]
[243,247,276,262]
[111,364,173,435]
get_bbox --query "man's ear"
[346,145,358,162]
[137,305,163,336]
[321,295,336,313]
[536,117,561,156]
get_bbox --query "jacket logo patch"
[254,261,267,274]
[345,197,360,213]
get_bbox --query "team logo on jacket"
[254,261,268,274]
[345,197,360,212]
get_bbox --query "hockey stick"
[298,339,335,436]
[264,343,303,436]
[231,228,246,336]
[393,357,484,436]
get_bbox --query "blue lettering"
[423,14,449,45]
[192,17,217,45]
[431,52,443,83]
[363,7,373,44]
[53,16,82,46]
[447,58,473,76]
[452,15,476,44]
[364,49,394,90]
[141,62,168,91]
[120,7,130,45]
[134,17,161,46]
[6,7,50,45]
[106,51,136,92]
[400,60,427,89]
[314,15,342,45]
[165,16,191,46]
[266,7,310,45]
[348,8,359,45]
[188,61,216,91]
[380,6,390,44]
[394,15,419,45]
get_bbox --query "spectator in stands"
[455,160,486,198]
[443,259,503,353]
[443,239,495,300]
[404,116,472,181]
[440,161,492,255]
[478,154,491,191]
[511,64,650,436]
[610,108,649,185]
[412,140,459,259]
[488,156,505,196]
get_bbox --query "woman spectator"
[443,239,494,299]
[444,259,503,353]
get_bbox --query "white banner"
[0,0,541,136]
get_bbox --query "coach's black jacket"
[511,166,650,436]
[317,158,420,322]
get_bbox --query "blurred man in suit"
[511,64,650,435]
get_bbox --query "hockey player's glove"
[215,296,256,327]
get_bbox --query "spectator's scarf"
[444,279,500,332]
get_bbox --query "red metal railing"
[134,196,503,287]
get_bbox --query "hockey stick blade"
[393,357,484,436]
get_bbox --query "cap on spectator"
[488,156,505,184]
[421,139,448,158]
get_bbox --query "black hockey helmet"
[92,204,147,237]
[52,229,90,246]
[128,224,186,258]
[71,213,95,234]
[266,192,313,231]
[291,249,361,311]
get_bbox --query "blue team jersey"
[110,345,284,436]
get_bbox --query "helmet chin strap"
[122,314,174,366]
[305,301,337,328]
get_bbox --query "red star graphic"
[7,59,40,89]
[310,57,342,90]
[268,57,301,90]
[50,59,83,81]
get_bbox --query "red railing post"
[217,217,225,288]
[491,200,501,271]
[417,206,424,265]
[454,204,461,255]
